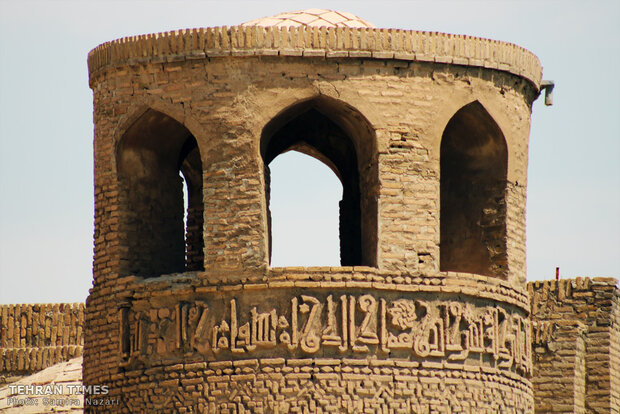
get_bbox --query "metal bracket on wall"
[540,80,555,106]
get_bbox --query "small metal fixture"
[540,80,554,106]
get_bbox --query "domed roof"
[241,9,375,29]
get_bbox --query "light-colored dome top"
[241,9,376,29]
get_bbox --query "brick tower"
[86,10,543,412]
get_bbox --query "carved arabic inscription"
[120,293,531,374]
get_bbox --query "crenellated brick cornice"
[88,26,542,88]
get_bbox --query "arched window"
[261,98,377,267]
[440,101,508,277]
[269,151,342,266]
[117,109,204,277]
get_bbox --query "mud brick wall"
[85,22,543,413]
[529,277,620,414]
[0,303,84,379]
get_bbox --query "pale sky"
[0,0,618,304]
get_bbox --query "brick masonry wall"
[2,277,617,412]
[529,277,620,414]
[612,290,620,412]
[531,319,587,413]
[89,56,536,284]
[85,24,541,413]
[86,24,542,287]
[0,303,84,380]
[93,271,535,413]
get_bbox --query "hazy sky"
[0,0,618,304]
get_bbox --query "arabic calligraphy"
[119,293,531,374]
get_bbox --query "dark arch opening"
[117,109,204,277]
[440,101,508,277]
[261,98,377,267]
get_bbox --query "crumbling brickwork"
[529,277,620,413]
[0,303,84,382]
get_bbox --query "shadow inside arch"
[116,109,204,277]
[261,97,378,267]
[440,100,509,278]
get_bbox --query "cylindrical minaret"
[86,9,542,412]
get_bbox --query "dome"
[241,9,376,29]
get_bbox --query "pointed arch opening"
[261,98,377,267]
[117,109,204,277]
[440,101,508,277]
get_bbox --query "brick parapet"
[0,346,83,379]
[0,303,84,379]
[87,26,542,89]
[528,277,618,322]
